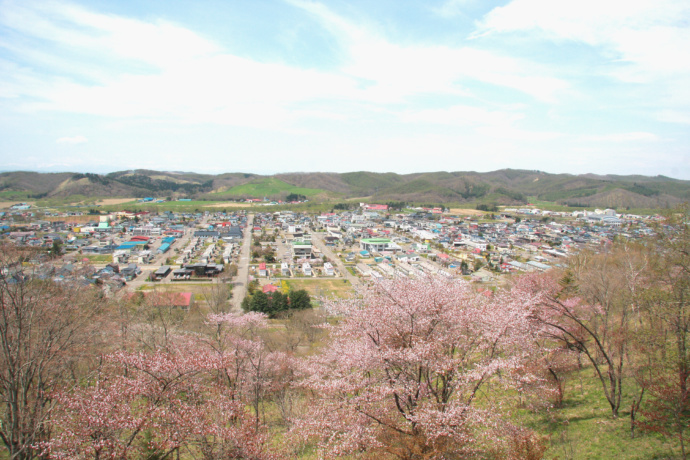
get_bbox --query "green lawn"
[214,177,326,198]
[286,278,353,298]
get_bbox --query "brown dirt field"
[0,201,35,209]
[203,202,253,208]
[449,208,487,216]
[96,198,137,206]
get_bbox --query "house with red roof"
[262,284,279,294]
[361,203,389,211]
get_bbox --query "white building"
[323,262,334,276]
[302,263,312,276]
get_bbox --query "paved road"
[310,232,361,288]
[123,226,197,291]
[230,213,254,313]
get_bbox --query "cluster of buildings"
[1,199,666,292]
[1,206,251,288]
[308,206,659,282]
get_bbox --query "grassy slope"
[521,367,677,459]
[215,177,328,198]
[339,171,404,195]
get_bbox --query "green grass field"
[212,177,327,198]
[0,190,35,201]
[285,278,353,298]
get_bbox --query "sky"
[0,0,689,179]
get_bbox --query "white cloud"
[475,125,561,142]
[399,104,562,141]
[0,1,220,68]
[55,135,88,144]
[0,1,360,128]
[580,132,659,142]
[401,104,522,127]
[287,0,568,103]
[475,0,690,84]
[656,110,690,125]
[0,0,570,134]
[0,0,686,179]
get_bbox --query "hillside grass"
[35,195,99,207]
[521,367,679,459]
[211,177,327,198]
[0,190,36,201]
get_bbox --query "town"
[0,200,660,307]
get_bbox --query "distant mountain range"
[1,169,689,209]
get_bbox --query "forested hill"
[1,169,689,208]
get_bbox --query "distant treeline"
[105,173,214,194]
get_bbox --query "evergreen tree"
[250,291,270,314]
[290,289,312,310]
[270,291,289,314]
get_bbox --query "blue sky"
[0,0,689,178]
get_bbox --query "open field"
[285,278,353,298]
[136,282,215,294]
[448,208,487,216]
[78,254,113,263]
[100,200,226,212]
[0,201,34,209]
[215,177,327,198]
[202,202,253,208]
[96,198,136,206]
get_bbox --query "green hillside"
[213,177,327,198]
[340,171,404,195]
[1,169,689,209]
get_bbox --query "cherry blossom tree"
[203,312,288,431]
[45,326,281,459]
[292,275,549,459]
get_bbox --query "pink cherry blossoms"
[43,313,283,460]
[291,274,550,459]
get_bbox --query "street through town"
[230,213,254,313]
